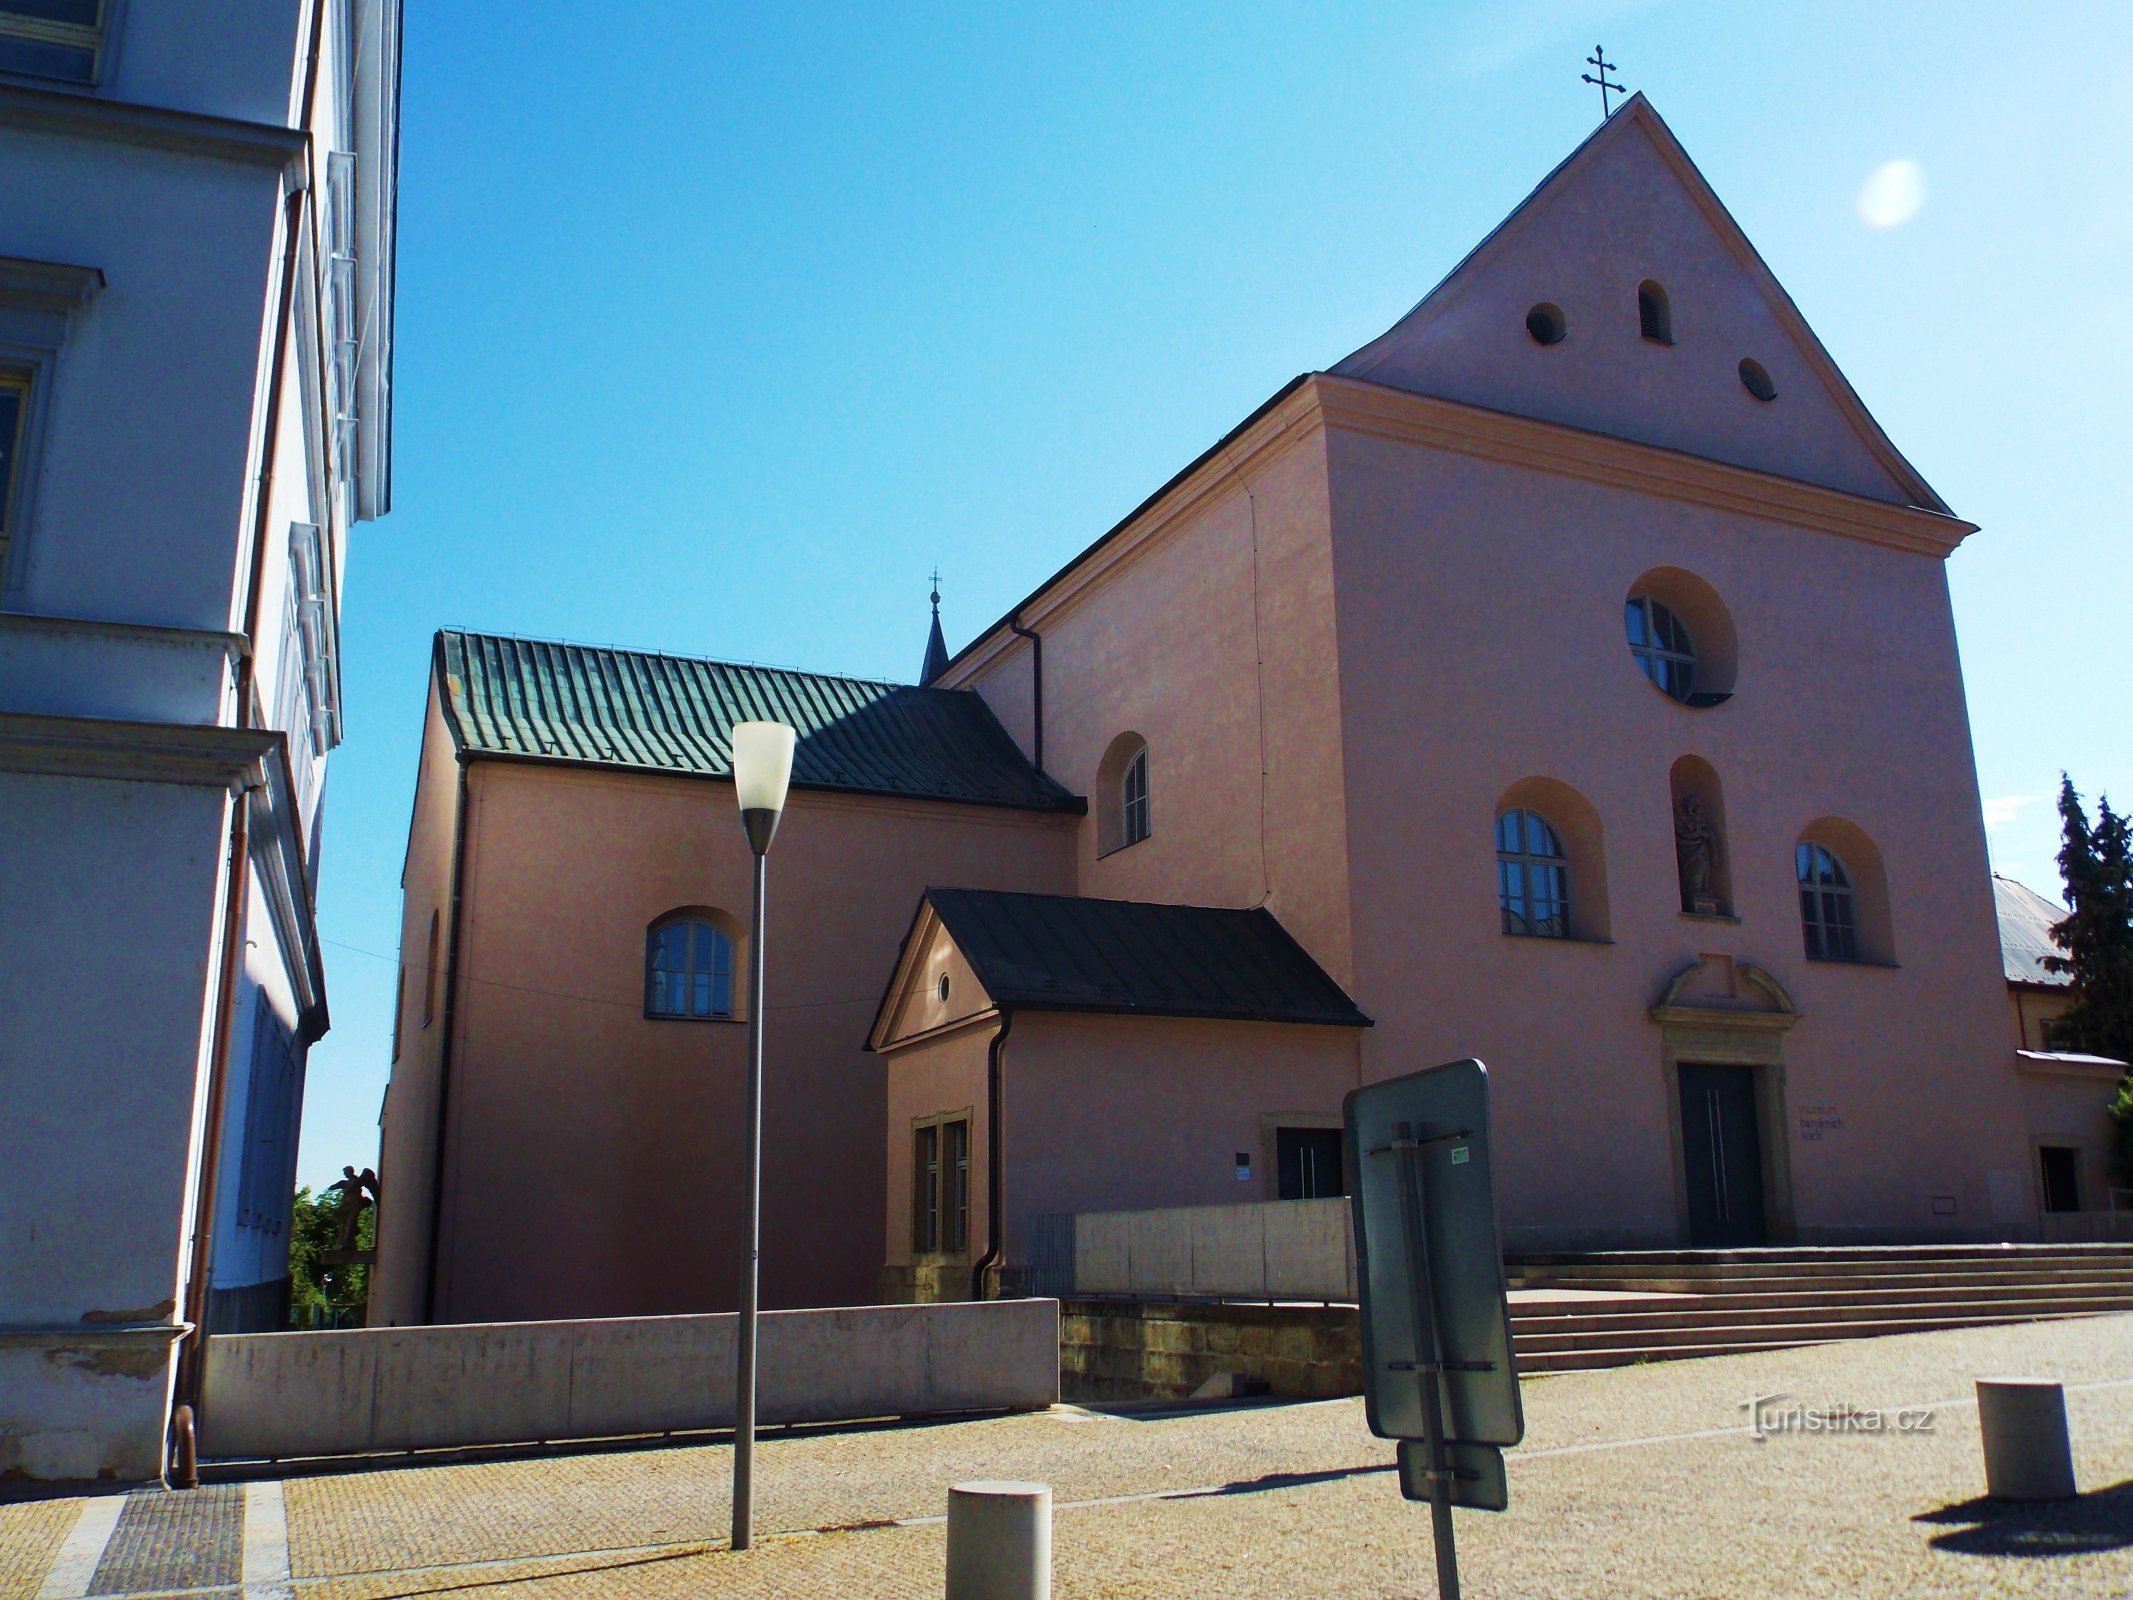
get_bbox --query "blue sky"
[296,0,2133,1187]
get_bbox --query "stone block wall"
[1059,1299,1361,1403]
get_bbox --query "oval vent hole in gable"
[1738,357,1776,402]
[1525,303,1567,346]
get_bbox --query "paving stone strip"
[7,1313,2130,1598]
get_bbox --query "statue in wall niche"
[1674,794,1722,916]
[326,1165,381,1255]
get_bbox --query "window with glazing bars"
[1496,808,1570,938]
[645,916,735,1018]
[0,3,108,84]
[1625,595,1697,702]
[1121,745,1150,846]
[1796,842,1859,961]
[913,1117,969,1253]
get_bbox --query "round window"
[1625,595,1698,703]
[937,973,951,1004]
[1738,357,1776,402]
[1526,303,1567,346]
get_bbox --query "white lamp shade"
[731,720,797,814]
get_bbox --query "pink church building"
[371,98,2091,1327]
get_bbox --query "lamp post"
[729,719,795,1553]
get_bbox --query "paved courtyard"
[5,1314,2130,1599]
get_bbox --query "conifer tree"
[2045,775,2133,1183]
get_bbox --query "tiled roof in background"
[924,888,1371,1027]
[1994,874,2071,987]
[435,630,1082,813]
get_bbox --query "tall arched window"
[1121,744,1150,847]
[1795,843,1858,962]
[1496,809,1569,938]
[1637,279,1672,344]
[646,914,736,1018]
[1098,732,1151,855]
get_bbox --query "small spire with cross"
[1581,45,1624,121]
[920,568,949,685]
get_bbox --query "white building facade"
[0,1,399,1483]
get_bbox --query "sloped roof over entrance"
[1333,95,1948,512]
[870,888,1371,1048]
[434,629,1082,813]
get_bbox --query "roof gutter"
[969,1009,1012,1301]
[170,11,322,1463]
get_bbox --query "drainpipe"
[168,173,315,1485]
[421,759,474,1324]
[969,1011,1013,1301]
[1006,613,1043,775]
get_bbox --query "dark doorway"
[2039,1146,2082,1214]
[1276,1127,1345,1200]
[1677,1063,1767,1246]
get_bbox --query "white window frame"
[0,1,120,89]
[1121,744,1150,847]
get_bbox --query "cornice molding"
[0,255,103,313]
[0,711,272,788]
[945,367,1974,689]
[1313,376,1977,559]
[944,380,1327,684]
[0,82,305,171]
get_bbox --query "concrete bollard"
[945,1479,1051,1600]
[1976,1377,2077,1500]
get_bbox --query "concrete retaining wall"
[1060,1300,1361,1403]
[199,1299,1060,1460]
[1060,1198,1354,1302]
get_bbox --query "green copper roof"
[435,630,1082,814]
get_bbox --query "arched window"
[1795,843,1858,962]
[1097,732,1152,855]
[1637,280,1672,344]
[646,914,736,1018]
[1122,744,1150,847]
[1625,595,1697,703]
[1496,809,1569,938]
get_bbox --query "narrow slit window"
[1637,280,1672,344]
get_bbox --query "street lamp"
[729,718,795,1553]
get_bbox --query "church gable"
[1333,97,1945,511]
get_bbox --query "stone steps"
[1504,1244,2133,1373]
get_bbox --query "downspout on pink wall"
[421,759,473,1324]
[969,1011,1013,1300]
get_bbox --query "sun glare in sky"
[1855,158,1927,228]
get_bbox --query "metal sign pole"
[1392,1119,1460,1600]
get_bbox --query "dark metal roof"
[434,630,1082,814]
[923,888,1371,1027]
[1995,874,2071,988]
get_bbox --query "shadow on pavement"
[363,1545,711,1599]
[1914,1480,2133,1557]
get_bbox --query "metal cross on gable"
[1581,45,1624,120]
